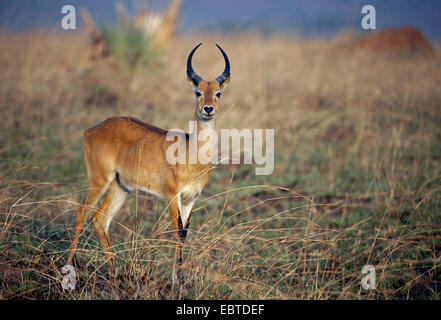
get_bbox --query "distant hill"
[1,0,440,39]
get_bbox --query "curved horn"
[215,43,230,85]
[187,43,203,86]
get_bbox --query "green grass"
[102,22,157,68]
[1,120,439,299]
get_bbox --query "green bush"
[102,23,157,68]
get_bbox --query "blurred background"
[0,0,440,300]
[1,0,441,39]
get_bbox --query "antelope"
[79,7,109,70]
[134,0,182,46]
[67,43,230,286]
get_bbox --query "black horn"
[187,43,203,86]
[215,44,230,85]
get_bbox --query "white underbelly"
[116,172,165,199]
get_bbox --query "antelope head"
[187,43,230,121]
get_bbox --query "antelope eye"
[195,91,202,97]
[215,92,221,98]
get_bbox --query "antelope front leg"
[172,215,188,288]
[167,197,183,289]
[168,194,194,291]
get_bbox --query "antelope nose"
[203,106,214,115]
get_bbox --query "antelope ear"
[219,75,230,93]
[187,74,198,91]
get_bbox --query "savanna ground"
[0,30,440,299]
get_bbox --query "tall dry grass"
[0,31,440,299]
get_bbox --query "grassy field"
[0,31,440,299]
